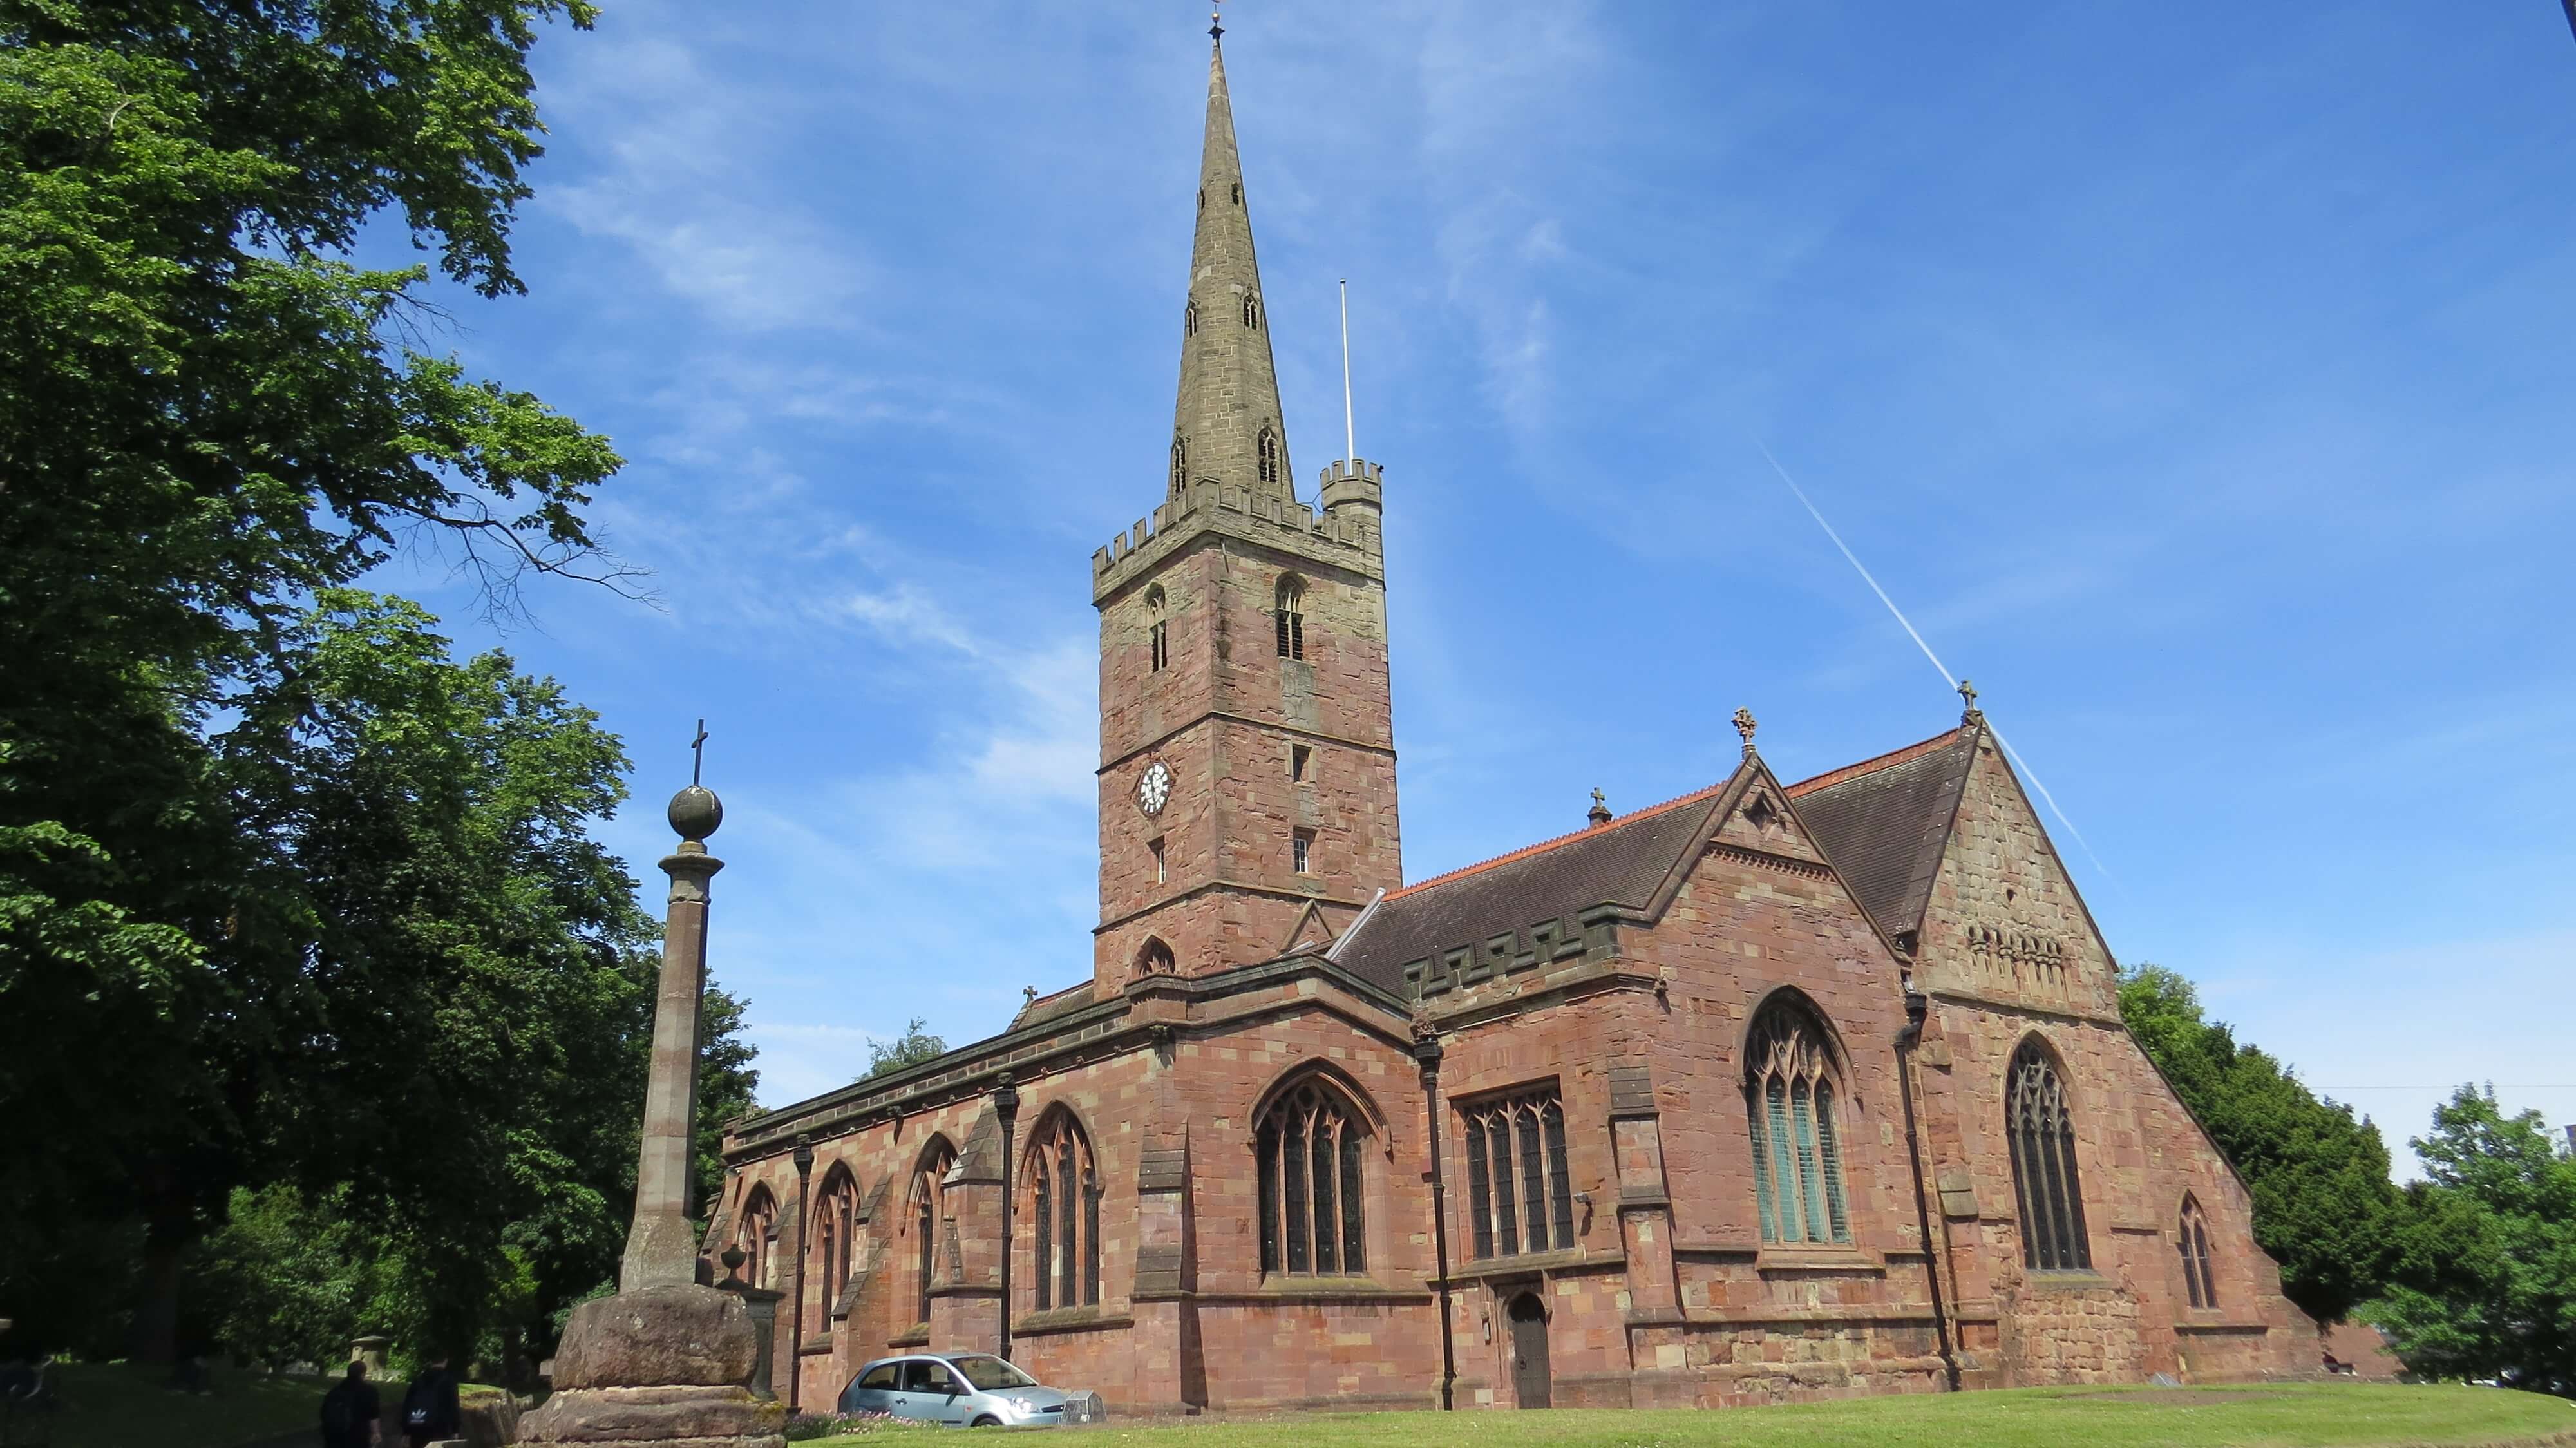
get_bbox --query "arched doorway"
[1507,1291,1551,1409]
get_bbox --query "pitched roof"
[1785,727,1977,938]
[1327,725,1981,992]
[1330,779,1739,992]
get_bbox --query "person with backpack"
[398,1355,460,1448]
[319,1360,381,1448]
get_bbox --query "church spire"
[1171,32,1293,506]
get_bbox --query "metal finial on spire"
[1209,0,1223,41]
[1732,707,1758,756]
[690,718,709,786]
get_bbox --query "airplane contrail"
[1756,443,2116,884]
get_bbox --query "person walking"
[319,1361,381,1448]
[397,1355,460,1448]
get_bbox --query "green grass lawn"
[30,1360,335,1448]
[808,1382,2575,1448]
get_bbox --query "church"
[706,28,2317,1415]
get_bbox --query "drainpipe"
[790,1135,815,1410]
[1895,989,1962,1392]
[1413,1036,1457,1411]
[993,1076,1021,1364]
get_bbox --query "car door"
[920,1359,972,1425]
[894,1358,967,1425]
[842,1361,899,1416]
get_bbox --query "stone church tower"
[1090,36,1399,988]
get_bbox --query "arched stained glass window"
[1745,993,1852,1244]
[1256,1076,1368,1275]
[2007,1040,2092,1271]
[2178,1195,2217,1308]
[909,1139,957,1326]
[1025,1110,1101,1311]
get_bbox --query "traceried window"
[1745,993,1852,1244]
[1274,576,1304,660]
[2177,1195,2217,1308]
[1146,586,1168,672]
[1025,1110,1101,1311]
[1256,1075,1368,1276]
[909,1140,957,1325]
[1170,436,1188,497]
[1462,1087,1574,1259]
[735,1183,777,1290]
[2007,1040,2092,1271]
[1256,426,1281,484]
[1135,937,1175,976]
[812,1166,859,1324]
[1241,293,1260,329]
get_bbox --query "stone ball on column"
[668,785,724,842]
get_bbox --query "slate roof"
[1331,781,1738,992]
[1329,726,1980,989]
[1785,728,1977,939]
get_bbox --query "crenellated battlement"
[1092,473,1383,602]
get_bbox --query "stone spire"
[1171,33,1294,506]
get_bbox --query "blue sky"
[379,2,2576,1176]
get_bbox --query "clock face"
[1135,760,1173,817]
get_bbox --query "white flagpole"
[1340,279,1356,464]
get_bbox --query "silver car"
[836,1351,1104,1428]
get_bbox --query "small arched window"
[1256,1075,1369,1275]
[735,1184,777,1291]
[1256,426,1281,485]
[2007,1040,2092,1272]
[1026,1110,1102,1311]
[1136,937,1175,976]
[2177,1195,2217,1308]
[1745,993,1852,1244]
[1146,586,1169,672]
[1197,187,1206,212]
[1241,293,1260,330]
[1230,181,1242,205]
[1274,575,1304,661]
[1184,298,1198,336]
[1170,436,1188,499]
[813,1166,860,1324]
[909,1139,958,1326]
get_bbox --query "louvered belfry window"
[2177,1195,2217,1308]
[1274,576,1304,660]
[2007,1040,2093,1271]
[1462,1087,1575,1259]
[1025,1111,1101,1311]
[1256,426,1281,484]
[1745,995,1852,1244]
[1170,436,1188,497]
[1256,1078,1367,1275]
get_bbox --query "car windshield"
[947,1355,1037,1391]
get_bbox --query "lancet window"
[1025,1110,1102,1311]
[1274,576,1304,660]
[1241,293,1260,329]
[1462,1087,1574,1259]
[2178,1196,2217,1308]
[735,1184,777,1290]
[1745,993,1852,1244]
[2006,1040,2092,1271]
[1256,1076,1368,1276]
[812,1166,859,1322]
[909,1140,956,1325]
[1146,586,1168,672]
[1170,436,1188,498]
[1256,426,1281,484]
[1185,298,1198,336]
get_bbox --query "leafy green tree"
[864,1018,949,1080]
[2117,964,2405,1323]
[0,0,627,1362]
[2367,1087,2576,1396]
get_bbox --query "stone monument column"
[523,757,786,1448]
[622,782,724,1290]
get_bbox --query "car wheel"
[971,1415,1001,1427]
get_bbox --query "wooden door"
[1508,1292,1551,1409]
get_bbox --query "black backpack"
[403,1378,434,1430]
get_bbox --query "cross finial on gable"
[1958,679,1984,727]
[1732,707,1758,757]
[1587,788,1612,828]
